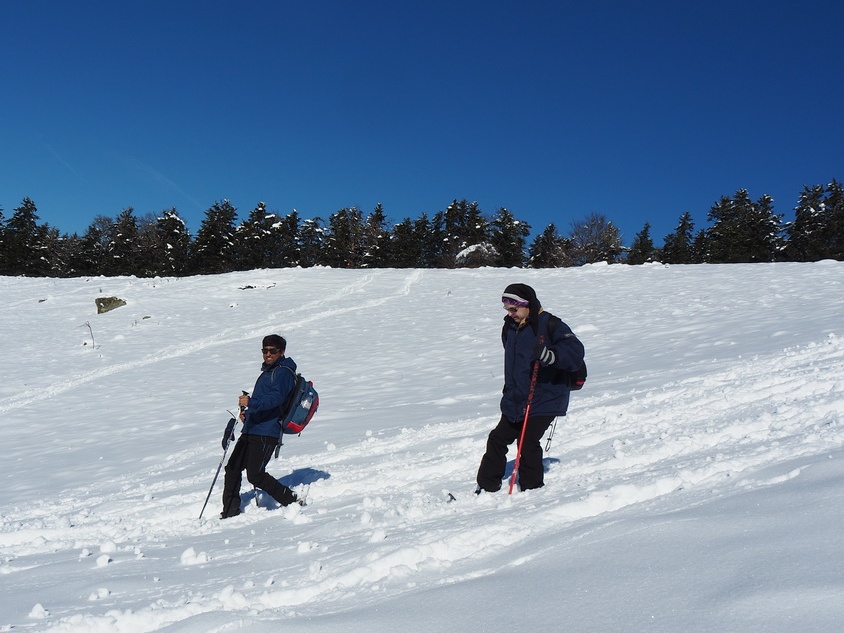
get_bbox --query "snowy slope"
[1,262,842,632]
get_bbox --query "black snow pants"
[476,414,555,492]
[221,434,297,517]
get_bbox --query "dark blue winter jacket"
[243,355,297,439]
[500,310,585,421]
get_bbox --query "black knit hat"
[502,283,542,333]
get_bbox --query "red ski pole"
[509,335,544,494]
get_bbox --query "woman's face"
[503,303,529,321]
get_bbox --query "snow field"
[0,262,842,632]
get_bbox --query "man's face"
[261,346,282,361]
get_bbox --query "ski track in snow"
[0,265,842,632]
[0,270,424,415]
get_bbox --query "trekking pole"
[545,419,558,452]
[238,390,263,507]
[199,415,238,520]
[509,335,544,495]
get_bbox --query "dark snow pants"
[221,434,297,517]
[476,414,555,492]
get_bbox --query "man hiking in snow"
[221,334,301,518]
[476,283,585,493]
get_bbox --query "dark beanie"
[262,334,287,351]
[502,283,542,333]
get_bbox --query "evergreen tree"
[431,208,452,268]
[755,194,785,261]
[39,226,70,277]
[324,207,365,268]
[104,208,140,276]
[190,200,239,275]
[151,208,191,276]
[414,214,440,268]
[388,214,438,268]
[388,217,423,268]
[387,218,411,268]
[2,197,46,276]
[702,195,736,262]
[426,211,446,267]
[786,184,825,261]
[460,200,490,255]
[692,229,708,263]
[298,217,326,267]
[826,179,844,260]
[0,207,6,275]
[528,223,574,268]
[133,213,162,277]
[236,201,278,270]
[54,232,85,277]
[434,199,491,268]
[0,206,6,275]
[236,205,300,269]
[661,212,696,264]
[271,210,301,268]
[627,221,657,265]
[490,207,530,267]
[361,204,391,268]
[32,223,54,276]
[705,190,783,263]
[68,216,112,276]
[786,180,844,261]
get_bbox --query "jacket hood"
[263,355,297,373]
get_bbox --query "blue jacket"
[243,356,297,438]
[500,310,585,420]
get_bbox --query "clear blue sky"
[2,0,842,246]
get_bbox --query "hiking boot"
[279,492,299,507]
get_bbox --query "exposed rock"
[95,296,127,314]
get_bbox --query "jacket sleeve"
[250,367,296,415]
[548,318,585,373]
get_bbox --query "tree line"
[0,180,842,277]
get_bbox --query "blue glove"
[532,343,556,367]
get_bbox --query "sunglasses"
[261,347,281,355]
[503,306,521,314]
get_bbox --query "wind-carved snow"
[0,263,842,633]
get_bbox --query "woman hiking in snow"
[476,283,585,493]
[221,334,301,518]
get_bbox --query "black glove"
[532,343,556,367]
[222,417,236,450]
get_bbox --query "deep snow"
[1,262,842,632]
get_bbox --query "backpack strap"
[274,367,301,459]
[547,314,560,338]
[269,361,295,383]
[547,313,580,345]
[277,365,298,417]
